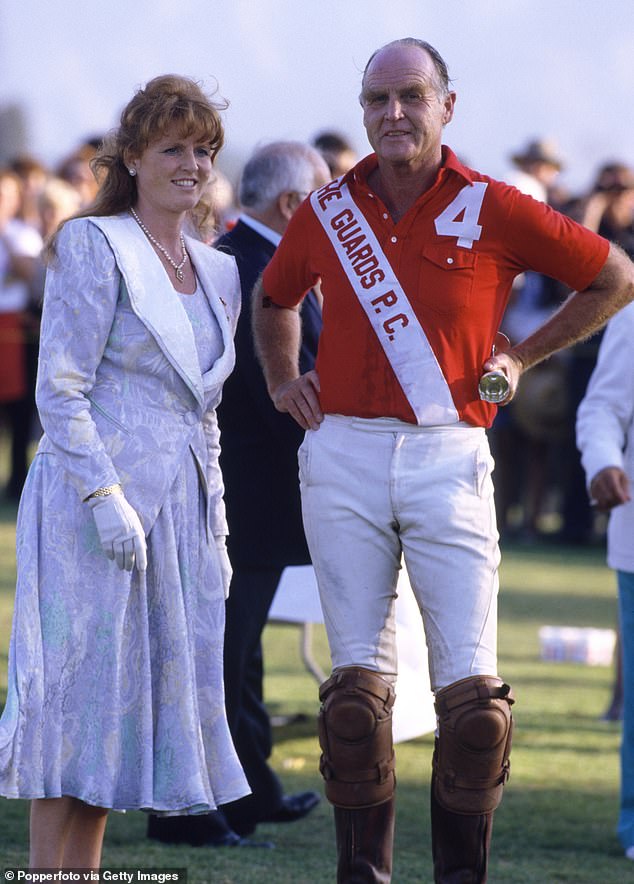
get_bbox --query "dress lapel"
[91,214,205,406]
[184,235,237,393]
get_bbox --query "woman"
[0,74,249,868]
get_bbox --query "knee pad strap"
[318,667,396,808]
[433,675,515,815]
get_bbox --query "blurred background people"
[8,154,49,233]
[311,129,357,178]
[37,176,83,242]
[506,137,564,204]
[189,168,238,243]
[569,162,634,251]
[56,139,102,208]
[0,167,43,502]
[491,148,634,544]
[490,138,570,541]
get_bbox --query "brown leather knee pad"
[318,667,396,808]
[433,674,515,815]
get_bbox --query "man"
[147,141,328,849]
[576,302,634,862]
[252,38,634,883]
[216,141,328,837]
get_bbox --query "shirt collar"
[440,146,476,183]
[238,213,282,247]
[349,145,475,190]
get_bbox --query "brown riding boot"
[430,776,493,884]
[334,798,395,883]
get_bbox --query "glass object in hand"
[478,370,510,403]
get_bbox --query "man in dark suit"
[148,141,329,848]
[217,141,329,837]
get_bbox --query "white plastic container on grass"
[538,625,617,666]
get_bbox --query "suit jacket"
[216,219,322,568]
[35,214,241,536]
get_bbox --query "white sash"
[310,180,458,426]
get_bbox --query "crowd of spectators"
[486,139,634,545]
[1,131,633,549]
[0,139,100,500]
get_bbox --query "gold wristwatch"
[85,484,122,501]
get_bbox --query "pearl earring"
[128,168,137,177]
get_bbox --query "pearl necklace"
[130,207,188,282]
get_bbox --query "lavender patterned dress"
[0,216,250,813]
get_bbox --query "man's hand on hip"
[272,370,323,430]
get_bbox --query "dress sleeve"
[35,219,122,499]
[203,408,228,537]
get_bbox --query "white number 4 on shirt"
[434,182,488,249]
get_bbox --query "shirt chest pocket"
[419,243,478,314]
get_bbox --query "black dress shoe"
[147,811,274,848]
[209,832,275,848]
[263,790,321,824]
[225,791,322,836]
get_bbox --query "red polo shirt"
[262,148,609,426]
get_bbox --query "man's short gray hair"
[239,141,326,213]
[362,38,452,98]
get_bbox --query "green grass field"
[0,498,628,882]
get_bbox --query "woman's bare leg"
[30,798,76,868]
[30,796,108,870]
[62,799,108,870]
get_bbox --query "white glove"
[215,535,232,599]
[87,491,148,572]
